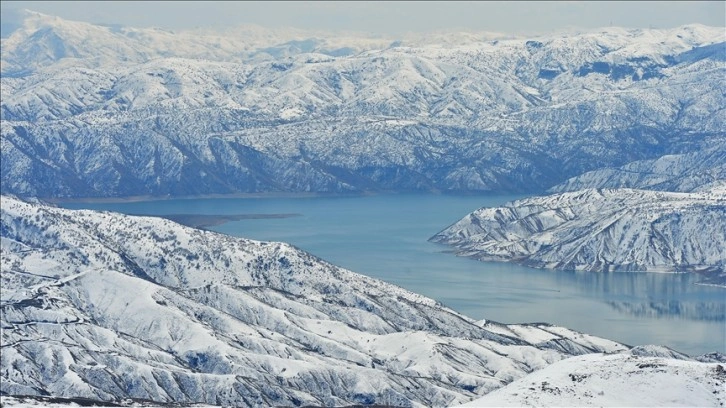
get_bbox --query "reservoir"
[61,193,725,356]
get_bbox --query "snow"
[550,146,726,194]
[456,352,725,407]
[0,395,216,407]
[431,187,726,280]
[2,195,644,407]
[1,11,725,406]
[2,13,724,197]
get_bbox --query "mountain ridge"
[2,14,724,198]
[548,146,726,193]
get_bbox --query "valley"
[59,193,726,357]
[1,8,724,407]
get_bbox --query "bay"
[61,193,725,356]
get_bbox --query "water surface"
[62,193,725,356]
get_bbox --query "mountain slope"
[1,195,633,407]
[549,145,726,193]
[457,348,726,407]
[430,188,726,281]
[1,14,724,197]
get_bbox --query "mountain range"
[2,11,725,407]
[2,12,724,197]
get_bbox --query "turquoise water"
[61,193,725,356]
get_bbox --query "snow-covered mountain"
[457,346,726,407]
[0,10,396,75]
[430,188,726,282]
[2,194,639,407]
[2,12,724,198]
[549,145,726,193]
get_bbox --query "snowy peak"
[0,11,396,76]
[1,10,154,74]
[514,24,724,82]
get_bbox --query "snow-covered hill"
[430,188,726,282]
[1,12,724,197]
[549,145,726,193]
[2,195,638,407]
[457,346,726,407]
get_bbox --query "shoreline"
[42,189,530,205]
[45,191,369,204]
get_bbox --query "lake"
[61,193,725,356]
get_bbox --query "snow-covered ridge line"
[430,188,726,284]
[1,12,724,197]
[4,10,721,69]
[2,194,640,407]
[456,348,726,407]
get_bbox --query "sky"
[1,1,724,37]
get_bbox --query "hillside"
[549,146,726,193]
[430,188,726,283]
[1,195,633,407]
[457,347,725,407]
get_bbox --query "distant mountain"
[1,12,724,198]
[1,195,634,407]
[430,188,726,282]
[0,10,395,74]
[549,146,726,193]
[457,346,726,407]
